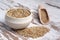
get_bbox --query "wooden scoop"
[38,5,49,24]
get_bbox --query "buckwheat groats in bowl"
[5,7,32,29]
[7,8,31,18]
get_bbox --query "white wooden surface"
[0,0,60,40]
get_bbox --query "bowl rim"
[6,7,32,19]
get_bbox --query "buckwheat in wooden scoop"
[38,5,49,24]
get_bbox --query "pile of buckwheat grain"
[16,26,50,38]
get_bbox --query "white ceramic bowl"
[5,8,32,29]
